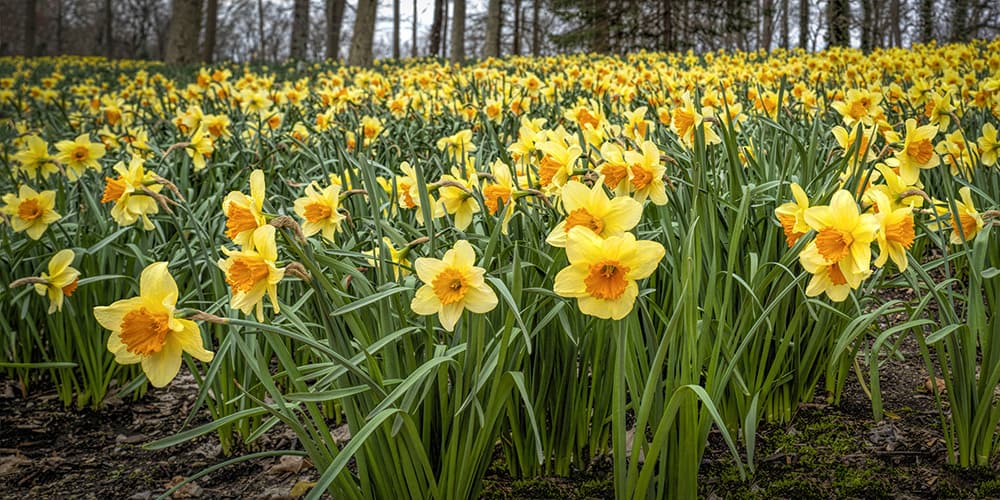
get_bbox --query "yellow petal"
[140,262,178,310]
[141,338,183,388]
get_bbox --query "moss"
[766,476,825,498]
[976,478,1000,497]
[575,478,613,499]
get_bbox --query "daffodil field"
[2,41,1000,498]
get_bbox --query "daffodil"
[410,239,498,331]
[223,169,267,247]
[94,262,214,388]
[624,140,668,205]
[867,190,915,271]
[365,237,412,280]
[437,170,480,231]
[1,185,61,240]
[671,96,720,148]
[34,249,80,314]
[887,119,938,185]
[799,242,871,302]
[598,142,632,196]
[186,125,214,171]
[546,179,642,248]
[293,181,344,241]
[101,156,162,230]
[774,183,811,247]
[481,159,517,234]
[803,190,879,277]
[535,137,582,191]
[396,162,444,226]
[553,227,665,320]
[13,135,58,180]
[941,186,985,244]
[54,133,105,181]
[978,123,998,167]
[218,225,285,321]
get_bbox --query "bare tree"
[780,0,789,49]
[101,0,113,57]
[532,0,541,55]
[326,0,345,59]
[798,0,809,48]
[24,0,37,56]
[950,0,968,41]
[165,0,202,63]
[483,0,502,57]
[429,0,445,57]
[291,0,309,59]
[512,0,522,55]
[411,0,418,57]
[348,0,378,66]
[450,0,466,62]
[393,0,400,58]
[827,0,850,47]
[203,0,219,62]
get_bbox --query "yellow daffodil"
[185,125,214,171]
[218,225,285,321]
[365,237,412,280]
[101,156,162,230]
[799,242,871,302]
[553,227,665,320]
[293,181,344,241]
[887,119,939,185]
[936,130,978,178]
[1,185,60,240]
[438,170,480,231]
[598,142,632,196]
[978,123,998,167]
[774,183,811,247]
[436,129,476,160]
[223,169,267,247]
[410,239,498,331]
[941,186,985,244]
[54,133,105,181]
[546,179,642,248]
[803,190,879,276]
[535,137,582,191]
[624,140,668,205]
[481,159,517,234]
[867,190,915,271]
[94,262,214,388]
[34,249,80,314]
[13,135,58,180]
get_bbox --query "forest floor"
[3,334,1000,499]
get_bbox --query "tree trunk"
[513,0,522,55]
[392,0,401,58]
[890,0,901,46]
[442,0,449,58]
[761,0,775,51]
[592,0,609,53]
[661,0,673,51]
[827,0,850,47]
[950,0,967,41]
[165,0,202,64]
[429,0,444,57]
[920,0,933,43]
[55,0,63,54]
[483,0,502,57]
[798,0,809,49]
[326,0,345,60]
[24,0,37,56]
[411,0,418,57]
[780,0,789,49]
[450,0,466,62]
[203,0,218,62]
[291,0,309,59]
[348,0,378,66]
[860,0,873,51]
[256,0,266,61]
[101,0,113,57]
[532,0,541,55]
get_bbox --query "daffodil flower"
[410,239,498,332]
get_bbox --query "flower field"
[2,41,999,498]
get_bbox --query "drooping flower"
[774,183,811,247]
[222,169,267,247]
[33,249,80,314]
[293,181,344,241]
[218,225,285,321]
[410,239,498,331]
[535,138,582,191]
[54,133,105,181]
[101,156,162,230]
[553,228,665,320]
[546,179,642,248]
[94,262,214,388]
[1,185,61,240]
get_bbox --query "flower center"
[778,214,804,247]
[303,202,332,223]
[431,268,467,305]
[62,278,79,297]
[848,101,867,120]
[673,108,695,136]
[584,260,630,300]
[955,213,979,240]
[225,204,259,239]
[906,138,934,164]
[601,164,629,188]
[399,182,417,208]
[629,164,653,190]
[538,155,563,187]
[577,109,599,130]
[17,199,43,221]
[482,184,512,215]
[226,258,270,293]
[565,208,605,235]
[884,216,915,248]
[119,307,170,356]
[828,263,848,286]
[815,227,854,262]
[102,176,127,203]
[72,146,89,162]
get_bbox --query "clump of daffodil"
[94,262,214,388]
[546,178,642,248]
[55,133,106,181]
[774,183,811,247]
[101,155,162,230]
[410,239,498,332]
[553,227,665,320]
[223,169,267,247]
[293,181,344,241]
[218,225,285,321]
[1,185,61,240]
[28,249,80,314]
[798,190,880,302]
